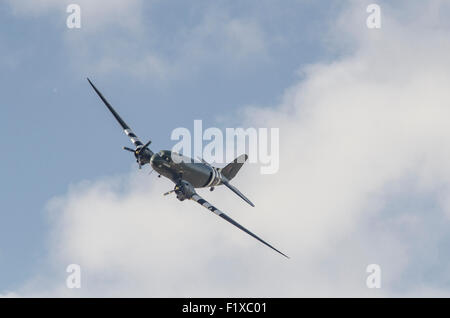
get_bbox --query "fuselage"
[150,150,222,188]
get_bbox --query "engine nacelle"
[174,180,196,201]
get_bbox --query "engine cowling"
[174,180,196,201]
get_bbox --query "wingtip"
[268,246,289,259]
[275,249,289,259]
[244,199,255,207]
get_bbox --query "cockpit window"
[159,151,172,162]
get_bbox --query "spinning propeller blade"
[137,140,152,154]
[123,147,135,153]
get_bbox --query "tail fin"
[220,154,248,181]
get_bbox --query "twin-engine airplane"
[87,78,288,258]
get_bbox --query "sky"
[2,0,450,297]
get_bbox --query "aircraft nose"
[150,153,162,166]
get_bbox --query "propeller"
[123,140,152,169]
[137,140,152,155]
[164,184,181,196]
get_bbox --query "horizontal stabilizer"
[222,178,255,207]
[220,154,248,181]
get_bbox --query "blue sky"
[2,0,450,297]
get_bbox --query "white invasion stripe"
[217,170,222,185]
[204,202,222,216]
[124,129,132,135]
[192,194,222,216]
[206,167,216,187]
[211,208,223,216]
[212,168,217,186]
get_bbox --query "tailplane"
[219,154,254,207]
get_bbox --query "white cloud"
[7,1,450,296]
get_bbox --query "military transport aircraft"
[87,78,288,258]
